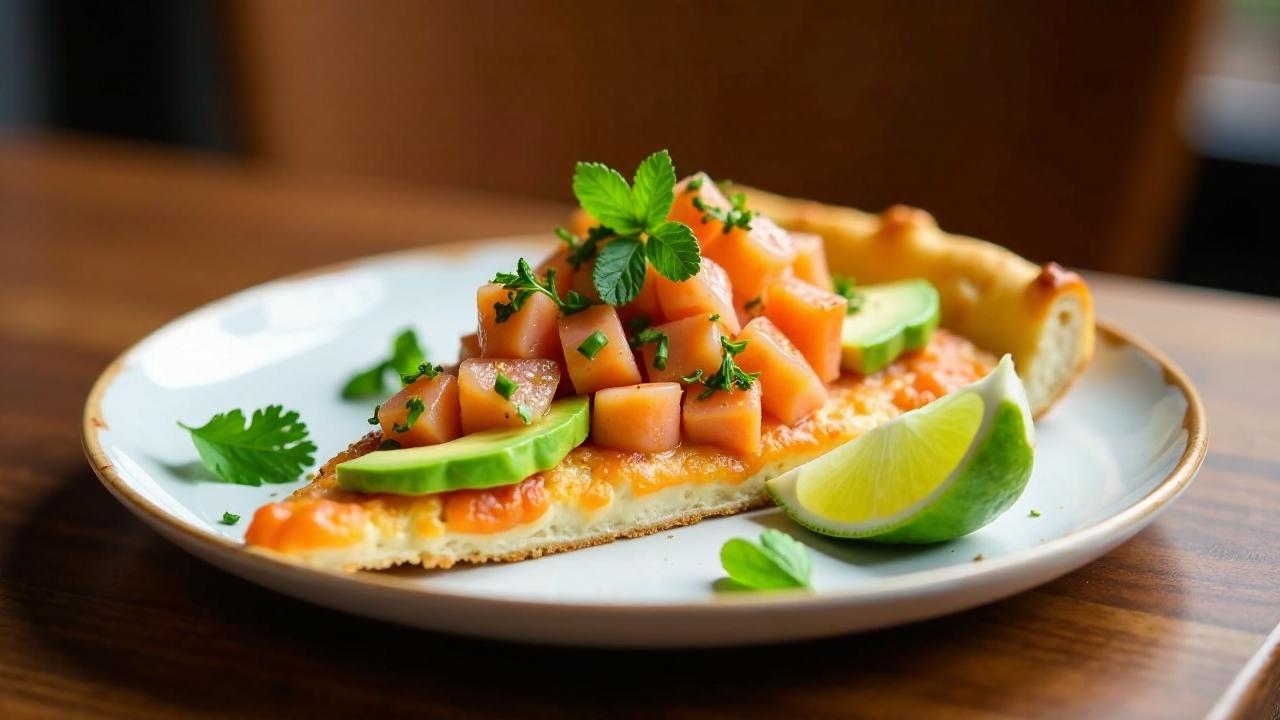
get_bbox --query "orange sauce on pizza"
[443,476,551,534]
[245,499,369,553]
[246,331,990,552]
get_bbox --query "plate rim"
[81,241,1209,613]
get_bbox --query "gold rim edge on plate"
[80,243,1209,614]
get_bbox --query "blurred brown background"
[3,0,1277,293]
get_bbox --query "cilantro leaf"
[592,236,647,305]
[691,336,760,400]
[178,406,316,486]
[341,363,388,399]
[646,221,700,282]
[573,162,642,234]
[719,529,812,590]
[389,329,426,376]
[491,258,595,319]
[631,149,677,230]
[340,328,426,398]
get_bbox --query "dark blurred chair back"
[225,0,1209,276]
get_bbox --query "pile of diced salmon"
[376,174,849,457]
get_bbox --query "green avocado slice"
[840,279,941,375]
[336,397,589,495]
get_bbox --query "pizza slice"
[244,162,1093,572]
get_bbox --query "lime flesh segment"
[336,397,589,495]
[767,355,1034,543]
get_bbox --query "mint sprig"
[719,529,812,590]
[572,150,701,305]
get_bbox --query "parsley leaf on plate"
[592,236,648,305]
[178,405,316,486]
[573,162,642,234]
[646,221,700,282]
[720,529,812,590]
[340,328,426,399]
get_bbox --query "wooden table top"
[2,135,1278,720]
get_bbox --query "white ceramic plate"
[84,238,1207,648]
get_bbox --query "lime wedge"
[766,355,1035,542]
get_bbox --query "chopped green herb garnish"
[392,397,425,433]
[680,369,705,384]
[833,275,864,315]
[708,313,721,322]
[492,258,595,321]
[516,404,533,425]
[691,337,759,400]
[401,362,442,385]
[571,150,701,305]
[556,225,612,270]
[577,330,610,360]
[340,329,427,398]
[719,529,811,591]
[686,176,704,191]
[219,511,240,526]
[178,406,317,486]
[379,438,401,451]
[693,191,753,235]
[494,373,518,400]
[367,405,380,425]
[1029,509,1042,518]
[629,327,670,371]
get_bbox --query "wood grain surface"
[1,135,1277,720]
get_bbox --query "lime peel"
[766,355,1035,543]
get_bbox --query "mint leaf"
[593,236,647,305]
[646,221,700,282]
[573,162,641,233]
[631,149,676,230]
[719,529,812,590]
[178,406,317,486]
[758,529,812,583]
